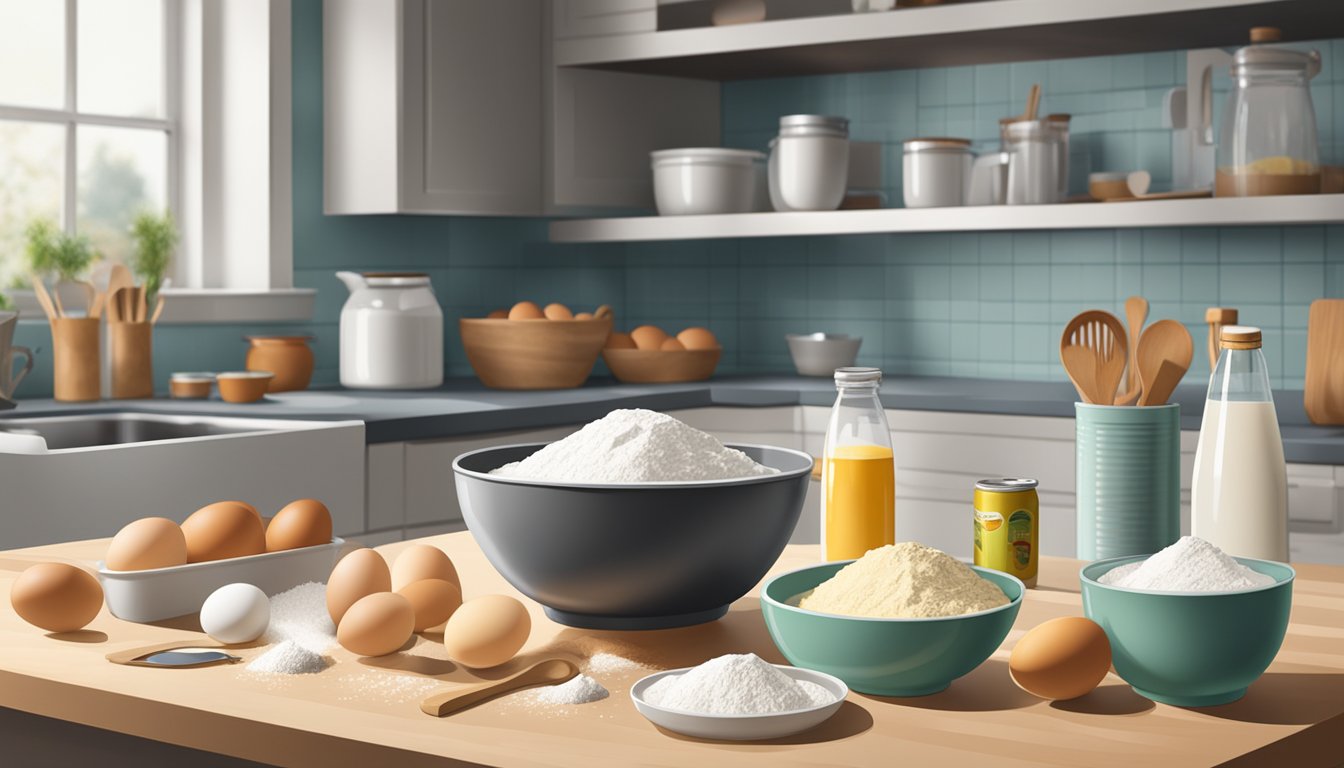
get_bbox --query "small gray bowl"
[453,443,813,630]
[786,333,862,377]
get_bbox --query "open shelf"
[548,194,1344,243]
[554,0,1340,80]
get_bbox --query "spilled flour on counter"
[526,674,610,706]
[799,542,1010,619]
[262,581,336,653]
[1098,536,1276,592]
[642,654,835,715]
[247,639,330,675]
[489,409,779,483]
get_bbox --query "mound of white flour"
[1099,536,1276,592]
[642,654,835,715]
[490,409,779,483]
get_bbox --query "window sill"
[7,288,316,325]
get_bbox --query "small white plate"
[630,664,848,741]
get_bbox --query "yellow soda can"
[973,478,1039,588]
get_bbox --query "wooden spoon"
[1114,296,1149,405]
[1136,320,1194,406]
[1205,307,1238,372]
[421,658,579,717]
[1061,345,1101,403]
[1024,83,1041,121]
[29,275,59,321]
[101,264,134,323]
[1061,311,1127,405]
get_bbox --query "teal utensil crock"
[1075,403,1180,560]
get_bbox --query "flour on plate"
[642,654,835,715]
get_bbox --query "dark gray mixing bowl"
[453,443,813,630]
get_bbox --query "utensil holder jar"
[111,322,153,399]
[51,317,101,402]
[1075,403,1181,560]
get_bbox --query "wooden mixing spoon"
[1061,311,1127,405]
[1136,320,1194,406]
[421,658,579,717]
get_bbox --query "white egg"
[199,583,270,645]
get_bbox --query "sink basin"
[0,413,302,450]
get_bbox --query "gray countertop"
[4,375,1343,464]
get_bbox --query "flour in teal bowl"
[1098,536,1276,592]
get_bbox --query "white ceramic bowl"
[631,664,848,741]
[98,538,344,622]
[652,148,765,216]
[785,333,862,377]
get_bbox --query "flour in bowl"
[799,542,1010,619]
[489,409,779,483]
[642,654,835,715]
[1098,536,1276,592]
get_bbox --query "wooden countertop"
[1,534,1342,768]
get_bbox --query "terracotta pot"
[244,336,314,392]
[218,371,273,403]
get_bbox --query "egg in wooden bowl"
[459,302,614,389]
[603,325,723,383]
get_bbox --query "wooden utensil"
[30,275,59,321]
[137,288,148,324]
[150,296,165,325]
[1114,296,1149,405]
[1136,320,1194,406]
[1305,299,1344,425]
[1061,345,1102,404]
[107,639,234,668]
[1023,83,1041,121]
[1060,311,1127,405]
[420,658,579,717]
[102,265,134,323]
[1205,307,1239,371]
[1105,188,1212,202]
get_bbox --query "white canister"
[1004,120,1063,205]
[650,148,764,215]
[336,272,443,389]
[902,138,972,208]
[769,115,849,211]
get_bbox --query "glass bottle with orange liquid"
[821,367,896,561]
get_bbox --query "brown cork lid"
[1220,325,1262,349]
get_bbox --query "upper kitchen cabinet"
[325,0,719,215]
[325,0,542,215]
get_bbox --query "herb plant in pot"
[26,218,99,316]
[130,210,176,314]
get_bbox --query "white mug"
[0,311,34,399]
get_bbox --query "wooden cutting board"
[1305,299,1344,425]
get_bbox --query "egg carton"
[98,538,344,623]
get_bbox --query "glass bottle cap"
[834,367,881,384]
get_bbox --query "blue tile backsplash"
[8,4,1343,398]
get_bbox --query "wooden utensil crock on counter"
[1305,299,1344,425]
[51,317,101,402]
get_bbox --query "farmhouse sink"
[0,413,307,451]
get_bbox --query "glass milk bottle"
[821,367,896,561]
[1191,326,1288,560]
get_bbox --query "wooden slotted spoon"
[1060,311,1127,405]
[1136,320,1194,407]
[1114,296,1149,405]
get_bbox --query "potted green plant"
[130,210,177,310]
[25,218,99,314]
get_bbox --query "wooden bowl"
[460,317,612,389]
[217,371,273,403]
[602,348,722,383]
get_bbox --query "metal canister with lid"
[973,478,1039,588]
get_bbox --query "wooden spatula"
[1114,296,1148,405]
[1305,299,1344,425]
[1061,311,1127,405]
[421,658,579,717]
[1205,307,1239,372]
[1136,320,1193,406]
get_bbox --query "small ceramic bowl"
[1088,172,1134,201]
[785,333,862,377]
[216,371,274,403]
[169,373,215,400]
[1080,555,1294,706]
[630,664,847,741]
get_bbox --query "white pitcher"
[0,311,34,400]
[336,272,443,390]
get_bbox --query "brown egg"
[677,327,720,350]
[593,304,613,320]
[265,499,333,552]
[337,592,415,657]
[543,303,573,320]
[486,309,508,319]
[397,579,462,632]
[508,301,545,320]
[1009,616,1112,700]
[605,332,636,350]
[105,517,187,571]
[180,501,266,563]
[391,544,460,592]
[660,338,686,351]
[630,325,669,350]
[442,594,531,668]
[574,312,594,320]
[10,563,103,633]
[326,548,391,624]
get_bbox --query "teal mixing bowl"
[1080,556,1295,707]
[760,561,1023,696]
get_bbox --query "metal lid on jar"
[903,137,972,153]
[834,366,881,385]
[1220,325,1263,349]
[1232,27,1321,78]
[975,478,1039,492]
[779,114,849,137]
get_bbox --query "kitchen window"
[0,0,311,323]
